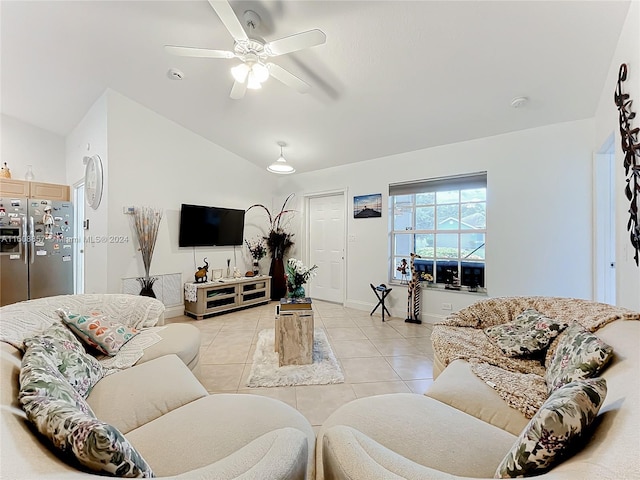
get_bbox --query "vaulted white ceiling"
[0,1,630,173]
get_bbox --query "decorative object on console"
[285,258,318,298]
[0,162,11,178]
[131,206,163,297]
[246,193,295,300]
[194,257,208,283]
[246,237,267,275]
[614,63,640,266]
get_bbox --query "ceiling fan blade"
[208,0,248,42]
[230,81,247,100]
[164,45,235,59]
[266,63,310,93]
[265,29,326,56]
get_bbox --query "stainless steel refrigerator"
[0,197,74,306]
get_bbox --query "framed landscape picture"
[354,193,382,218]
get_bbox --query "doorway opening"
[73,182,85,294]
[594,134,616,304]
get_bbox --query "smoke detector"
[510,96,528,108]
[167,68,184,80]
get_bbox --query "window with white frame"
[389,173,487,290]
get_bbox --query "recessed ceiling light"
[510,96,528,108]
[167,68,184,80]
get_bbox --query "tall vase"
[269,257,286,301]
[252,260,260,276]
[288,285,305,299]
[138,276,157,298]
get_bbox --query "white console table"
[184,276,271,320]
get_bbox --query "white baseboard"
[165,304,184,319]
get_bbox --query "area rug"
[246,328,345,388]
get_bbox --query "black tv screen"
[179,204,245,247]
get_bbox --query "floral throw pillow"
[57,308,140,356]
[495,377,607,478]
[19,341,154,477]
[23,323,103,398]
[20,340,96,414]
[484,309,568,357]
[545,322,613,394]
[21,392,154,477]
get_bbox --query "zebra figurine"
[405,253,422,324]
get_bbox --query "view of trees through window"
[390,186,486,288]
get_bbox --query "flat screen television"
[178,204,245,247]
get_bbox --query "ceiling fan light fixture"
[252,63,269,83]
[267,143,296,174]
[246,71,262,90]
[231,63,250,83]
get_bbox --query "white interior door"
[308,193,345,303]
[594,151,616,305]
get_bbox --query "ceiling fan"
[165,0,326,99]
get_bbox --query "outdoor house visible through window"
[389,172,487,291]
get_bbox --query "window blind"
[389,172,487,196]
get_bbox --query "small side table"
[277,310,314,366]
[370,283,392,322]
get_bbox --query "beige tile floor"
[167,300,435,427]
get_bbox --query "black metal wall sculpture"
[614,63,640,266]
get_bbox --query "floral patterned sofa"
[317,297,639,479]
[1,294,315,479]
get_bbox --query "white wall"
[104,92,277,310]
[594,1,640,311]
[1,114,66,183]
[279,119,595,321]
[65,92,109,295]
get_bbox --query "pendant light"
[267,142,295,174]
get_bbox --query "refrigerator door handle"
[22,215,28,265]
[29,216,35,265]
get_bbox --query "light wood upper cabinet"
[29,182,70,201]
[0,178,30,197]
[0,179,70,201]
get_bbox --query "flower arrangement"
[285,258,318,298]
[246,193,295,260]
[245,238,267,260]
[131,206,163,297]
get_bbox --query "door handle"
[22,215,28,265]
[29,216,35,265]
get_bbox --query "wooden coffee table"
[276,309,314,366]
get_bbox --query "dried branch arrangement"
[615,63,640,266]
[131,206,163,294]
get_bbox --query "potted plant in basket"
[246,193,295,300]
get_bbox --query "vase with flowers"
[285,258,318,298]
[246,193,295,300]
[131,206,163,297]
[245,237,267,275]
